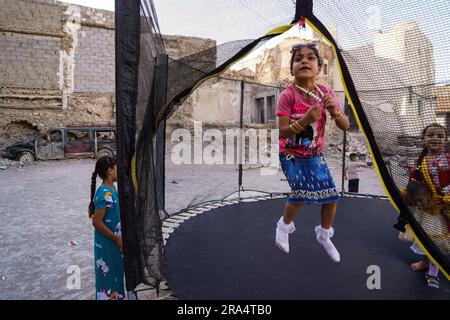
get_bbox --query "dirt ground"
[0,153,385,300]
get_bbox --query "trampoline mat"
[164,197,450,299]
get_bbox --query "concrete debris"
[0,157,18,167]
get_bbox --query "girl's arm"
[278,107,321,138]
[279,116,300,138]
[322,93,349,130]
[92,208,121,246]
[333,112,350,130]
[359,162,371,168]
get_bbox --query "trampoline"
[115,0,450,293]
[164,196,450,299]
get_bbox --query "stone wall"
[163,35,216,60]
[167,75,281,133]
[0,0,220,149]
[0,0,63,35]
[0,0,116,149]
[0,33,61,89]
[74,26,115,93]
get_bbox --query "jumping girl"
[275,42,350,262]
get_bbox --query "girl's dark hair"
[406,180,430,198]
[421,123,447,140]
[290,44,323,74]
[88,155,117,218]
[413,123,448,180]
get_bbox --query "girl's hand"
[304,105,321,124]
[114,235,123,252]
[323,93,338,116]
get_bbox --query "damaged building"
[0,0,219,151]
[4,1,438,161]
[0,0,116,149]
[166,32,345,160]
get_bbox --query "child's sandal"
[425,274,440,288]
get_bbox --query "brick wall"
[74,26,115,93]
[0,0,117,140]
[0,0,216,147]
[0,33,61,89]
[0,0,63,36]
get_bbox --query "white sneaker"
[275,217,296,254]
[315,225,341,262]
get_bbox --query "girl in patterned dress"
[88,156,125,300]
[403,123,449,288]
[275,43,350,261]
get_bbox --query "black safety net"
[116,0,450,293]
[307,0,450,278]
[116,0,167,292]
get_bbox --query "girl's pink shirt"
[276,83,342,157]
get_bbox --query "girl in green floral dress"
[88,156,125,300]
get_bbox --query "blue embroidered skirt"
[280,153,340,204]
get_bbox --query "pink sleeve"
[276,90,292,117]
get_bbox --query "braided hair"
[412,123,448,181]
[88,155,117,218]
